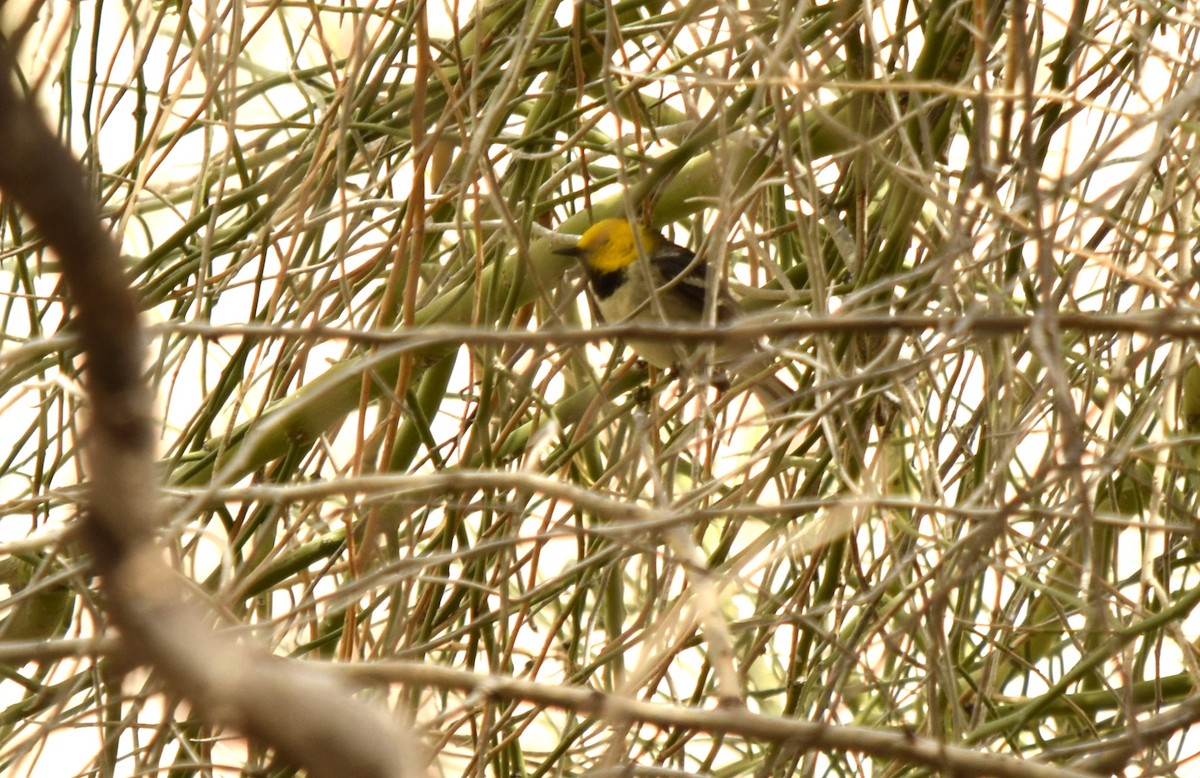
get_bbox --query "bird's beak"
[553,245,584,258]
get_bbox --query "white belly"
[595,281,703,369]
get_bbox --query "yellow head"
[555,218,662,274]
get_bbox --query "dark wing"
[651,242,708,305]
[651,240,739,321]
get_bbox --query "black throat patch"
[590,268,625,300]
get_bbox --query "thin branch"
[340,660,1102,778]
[0,41,424,778]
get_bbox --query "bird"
[554,217,792,405]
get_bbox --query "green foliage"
[3,1,1200,776]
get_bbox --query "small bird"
[554,217,792,404]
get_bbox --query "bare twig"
[340,661,1101,778]
[0,41,424,778]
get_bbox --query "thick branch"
[0,45,422,778]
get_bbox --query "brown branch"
[0,44,423,778]
[340,661,1101,778]
[153,310,1200,350]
